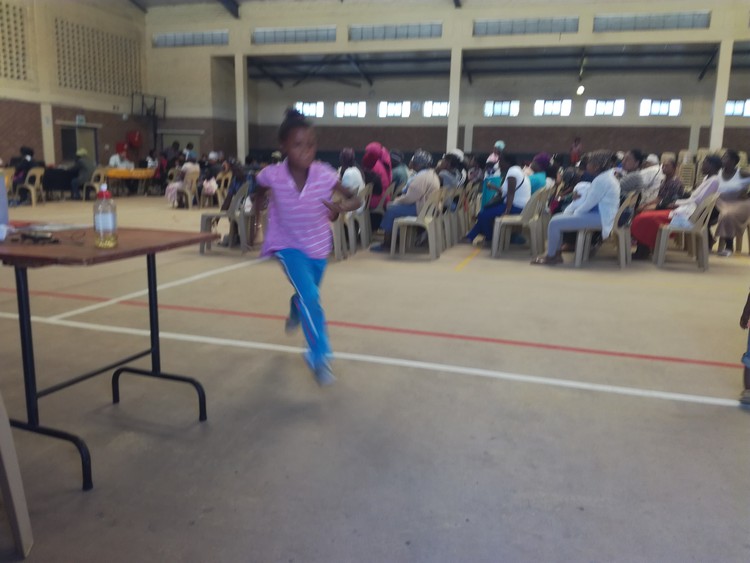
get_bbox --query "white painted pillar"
[40,104,54,165]
[446,47,462,151]
[235,53,249,160]
[688,123,702,153]
[709,39,733,150]
[33,2,55,163]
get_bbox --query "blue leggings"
[276,249,331,366]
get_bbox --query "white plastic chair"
[573,191,639,269]
[344,183,373,254]
[390,190,442,260]
[653,193,719,270]
[491,186,552,257]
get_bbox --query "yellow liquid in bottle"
[94,233,118,249]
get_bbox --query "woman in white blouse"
[532,150,620,265]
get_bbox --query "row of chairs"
[488,184,718,271]
[671,148,748,191]
[173,170,232,210]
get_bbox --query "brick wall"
[249,124,453,155]
[473,125,692,158]
[52,106,151,165]
[158,117,238,158]
[0,100,43,165]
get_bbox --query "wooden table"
[0,227,218,490]
[105,168,156,196]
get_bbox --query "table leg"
[14,268,38,427]
[12,267,93,491]
[111,254,207,421]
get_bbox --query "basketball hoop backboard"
[131,93,166,120]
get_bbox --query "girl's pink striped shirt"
[256,160,339,259]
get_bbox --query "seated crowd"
[6,135,749,267]
[197,138,749,265]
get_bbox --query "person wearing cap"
[271,150,283,164]
[70,147,95,200]
[370,149,439,252]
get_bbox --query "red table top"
[0,227,218,268]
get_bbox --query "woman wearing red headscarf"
[362,142,392,210]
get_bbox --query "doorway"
[60,127,98,164]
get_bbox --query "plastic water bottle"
[93,183,117,248]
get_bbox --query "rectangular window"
[474,17,578,36]
[533,99,572,117]
[639,98,681,117]
[725,100,750,117]
[378,101,411,118]
[350,23,442,41]
[153,30,229,48]
[593,11,710,33]
[483,100,520,117]
[423,101,449,118]
[335,101,366,118]
[295,101,324,118]
[584,99,625,117]
[252,26,335,45]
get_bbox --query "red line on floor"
[0,287,739,370]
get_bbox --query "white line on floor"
[0,312,739,408]
[46,256,269,321]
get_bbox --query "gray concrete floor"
[0,197,748,562]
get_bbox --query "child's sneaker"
[740,389,750,406]
[313,361,336,387]
[302,351,336,387]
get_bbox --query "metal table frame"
[2,228,216,490]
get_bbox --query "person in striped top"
[254,109,360,386]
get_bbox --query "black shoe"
[631,244,651,261]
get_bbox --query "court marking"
[45,257,268,321]
[0,286,740,370]
[0,311,739,408]
[454,248,481,271]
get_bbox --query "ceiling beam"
[347,55,374,86]
[254,63,284,89]
[698,47,718,81]
[216,0,239,19]
[292,55,340,87]
[578,49,587,81]
[128,0,146,13]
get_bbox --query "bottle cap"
[97,183,112,199]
